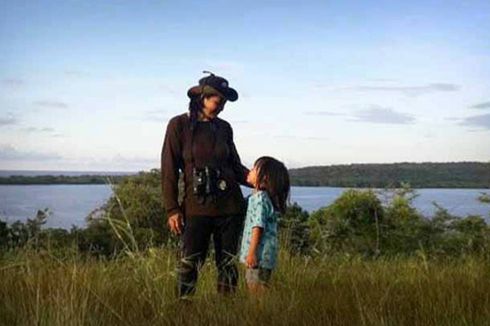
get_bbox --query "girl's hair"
[188,94,226,132]
[254,156,291,215]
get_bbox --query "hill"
[289,162,490,188]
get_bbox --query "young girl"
[238,156,291,294]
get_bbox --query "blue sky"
[1,0,489,171]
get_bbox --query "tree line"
[289,161,490,188]
[1,162,488,188]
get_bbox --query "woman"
[161,71,253,298]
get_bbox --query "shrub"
[308,189,384,256]
[278,202,310,255]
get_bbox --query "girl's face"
[246,164,258,188]
[201,95,225,120]
[247,164,266,189]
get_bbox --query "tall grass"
[1,180,489,325]
[1,246,489,325]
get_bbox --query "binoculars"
[192,166,228,203]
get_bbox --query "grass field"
[1,247,489,326]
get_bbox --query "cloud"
[10,124,64,137]
[444,116,461,121]
[1,78,24,88]
[349,106,416,124]
[33,100,69,109]
[365,78,398,82]
[159,85,179,96]
[228,120,249,124]
[346,83,460,97]
[202,61,245,75]
[273,134,328,141]
[304,136,329,140]
[0,113,18,126]
[64,70,89,78]
[127,109,169,123]
[58,153,157,171]
[110,153,155,165]
[0,144,62,161]
[304,111,347,116]
[22,127,55,133]
[458,113,490,130]
[305,106,415,125]
[19,126,63,137]
[470,101,490,109]
[423,132,435,139]
[50,133,65,138]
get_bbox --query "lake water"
[0,185,489,230]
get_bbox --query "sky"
[0,0,489,171]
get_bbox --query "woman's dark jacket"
[161,112,251,219]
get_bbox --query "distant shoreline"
[1,162,489,188]
[0,174,132,185]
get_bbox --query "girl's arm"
[246,227,263,268]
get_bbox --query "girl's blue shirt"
[238,190,279,270]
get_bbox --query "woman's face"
[202,95,225,120]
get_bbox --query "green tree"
[308,189,384,256]
[78,168,174,257]
[278,202,310,255]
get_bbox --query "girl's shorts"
[245,267,273,285]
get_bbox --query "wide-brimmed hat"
[187,71,239,102]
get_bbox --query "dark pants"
[176,214,245,297]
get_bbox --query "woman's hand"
[246,251,258,269]
[167,212,184,235]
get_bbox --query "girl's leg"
[245,268,271,296]
[177,215,213,298]
[247,282,267,295]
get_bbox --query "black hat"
[187,71,239,102]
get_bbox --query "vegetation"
[1,248,489,325]
[290,161,490,188]
[1,170,175,258]
[308,184,490,258]
[1,170,489,324]
[0,174,133,185]
[2,162,489,188]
